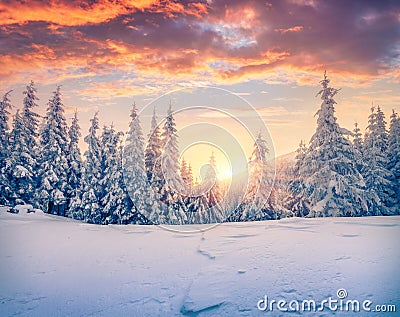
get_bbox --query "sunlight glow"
[179,143,232,183]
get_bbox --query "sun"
[179,143,232,183]
[217,164,232,181]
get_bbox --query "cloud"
[275,25,304,34]
[0,0,209,26]
[233,92,251,96]
[0,0,159,26]
[0,0,399,92]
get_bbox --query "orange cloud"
[275,25,304,33]
[149,1,208,18]
[0,0,160,26]
[224,7,257,29]
[0,0,208,26]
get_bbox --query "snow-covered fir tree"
[81,112,102,223]
[387,110,400,213]
[363,106,396,214]
[186,193,211,224]
[180,157,189,186]
[352,122,364,173]
[0,90,13,205]
[37,86,69,215]
[21,81,41,156]
[123,104,155,224]
[100,124,128,224]
[8,109,37,205]
[285,140,310,217]
[0,91,12,154]
[21,81,41,198]
[204,152,224,221]
[7,82,41,206]
[159,104,187,224]
[299,72,374,217]
[242,132,276,220]
[66,111,82,218]
[145,107,163,185]
[187,163,193,186]
[186,153,225,224]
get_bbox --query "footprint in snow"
[197,249,216,260]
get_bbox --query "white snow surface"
[0,210,399,316]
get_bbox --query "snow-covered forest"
[0,73,399,224]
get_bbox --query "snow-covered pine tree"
[22,81,41,200]
[159,104,187,224]
[81,112,102,223]
[363,105,396,214]
[0,90,13,205]
[285,140,310,217]
[299,72,373,217]
[123,104,154,224]
[186,153,225,224]
[37,86,69,215]
[0,90,12,154]
[8,110,37,206]
[99,125,117,223]
[66,111,83,219]
[22,81,41,156]
[180,157,194,188]
[387,110,400,213]
[179,159,194,222]
[100,125,128,224]
[145,107,163,184]
[352,122,364,173]
[187,163,193,187]
[111,140,136,224]
[204,152,224,222]
[242,132,276,221]
[186,193,211,224]
[7,82,41,206]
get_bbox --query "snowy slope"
[0,210,399,316]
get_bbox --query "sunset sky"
[1,0,399,177]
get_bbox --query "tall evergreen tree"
[299,72,373,217]
[226,132,275,222]
[352,121,364,173]
[123,104,154,224]
[187,163,193,187]
[22,81,41,153]
[0,90,12,153]
[243,132,275,220]
[7,82,41,206]
[100,125,125,224]
[363,106,396,214]
[21,81,41,202]
[159,104,187,224]
[387,110,400,213]
[66,111,83,218]
[186,152,225,224]
[0,90,13,205]
[205,152,224,221]
[37,86,69,214]
[81,112,102,223]
[8,110,36,205]
[285,140,310,217]
[105,140,133,224]
[180,157,191,187]
[145,107,162,184]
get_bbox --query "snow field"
[0,210,399,316]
